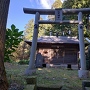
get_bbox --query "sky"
[7,0,56,31]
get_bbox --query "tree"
[62,0,90,9]
[48,0,70,36]
[15,41,30,60]
[5,24,23,62]
[0,0,10,89]
[51,0,62,9]
[62,0,90,38]
[24,19,34,40]
[24,18,45,40]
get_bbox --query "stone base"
[82,80,90,90]
[78,70,89,78]
[24,68,36,75]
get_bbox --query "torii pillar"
[24,12,40,75]
[78,12,89,78]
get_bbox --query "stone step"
[24,85,36,90]
[82,80,90,90]
[25,76,37,85]
[85,87,90,90]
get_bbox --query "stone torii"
[23,8,90,78]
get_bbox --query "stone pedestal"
[78,70,89,78]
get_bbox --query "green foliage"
[24,19,34,40]
[62,0,90,37]
[24,18,46,40]
[12,41,30,61]
[47,0,75,36]
[18,60,29,65]
[47,0,64,36]
[4,24,23,62]
[62,0,90,9]
[51,0,62,9]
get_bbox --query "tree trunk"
[0,0,10,90]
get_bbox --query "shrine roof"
[25,36,79,45]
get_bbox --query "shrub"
[5,24,23,62]
[18,60,29,65]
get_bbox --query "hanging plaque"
[55,8,62,21]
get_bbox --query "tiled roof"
[25,36,79,44]
[38,36,79,44]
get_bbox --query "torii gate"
[23,8,90,78]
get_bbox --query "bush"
[18,60,29,65]
[5,24,23,62]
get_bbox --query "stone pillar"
[25,12,40,75]
[78,12,89,78]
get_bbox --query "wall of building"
[37,48,78,65]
